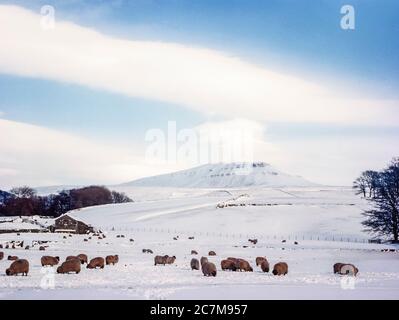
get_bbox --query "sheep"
[272,262,288,276]
[106,255,119,265]
[6,259,29,276]
[200,256,208,267]
[202,262,217,277]
[8,255,18,261]
[142,249,154,254]
[339,264,359,276]
[57,259,81,274]
[191,250,198,255]
[190,258,200,270]
[221,259,237,271]
[237,259,253,272]
[77,254,88,264]
[260,260,270,273]
[208,251,216,256]
[87,257,105,269]
[41,256,60,267]
[0,252,3,260]
[154,255,168,266]
[256,257,268,267]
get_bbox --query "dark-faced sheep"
[8,255,18,261]
[256,257,268,267]
[272,262,288,276]
[200,256,208,267]
[154,255,168,266]
[57,259,81,274]
[191,250,198,255]
[208,251,216,256]
[6,259,29,276]
[221,259,237,271]
[87,257,105,269]
[202,262,217,277]
[106,255,119,265]
[77,254,88,264]
[190,258,200,270]
[41,256,60,267]
[238,259,253,272]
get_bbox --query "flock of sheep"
[0,233,360,279]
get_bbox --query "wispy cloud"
[0,5,397,126]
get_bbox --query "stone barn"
[50,215,94,234]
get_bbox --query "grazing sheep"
[87,257,105,269]
[339,264,359,276]
[221,259,237,271]
[238,259,253,272]
[39,246,45,251]
[256,257,268,266]
[191,258,200,270]
[272,262,288,276]
[166,256,176,264]
[0,252,3,260]
[333,262,345,274]
[57,259,81,274]
[106,255,119,265]
[6,259,29,276]
[202,262,217,277]
[8,255,18,261]
[154,255,168,266]
[191,250,198,255]
[76,254,88,264]
[260,260,270,273]
[200,256,208,267]
[41,256,60,267]
[208,251,216,256]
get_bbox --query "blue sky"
[0,0,398,187]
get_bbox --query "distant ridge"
[121,162,316,188]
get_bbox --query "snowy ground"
[1,186,398,299]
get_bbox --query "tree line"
[0,185,133,217]
[354,157,399,242]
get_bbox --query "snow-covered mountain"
[121,162,316,188]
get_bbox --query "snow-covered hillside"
[121,162,316,188]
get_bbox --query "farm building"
[49,215,94,234]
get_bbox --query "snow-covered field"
[1,186,398,299]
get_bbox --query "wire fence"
[97,225,369,244]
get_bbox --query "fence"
[97,225,369,244]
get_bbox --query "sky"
[0,0,398,188]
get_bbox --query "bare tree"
[9,186,37,198]
[357,158,399,242]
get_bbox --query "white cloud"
[0,118,175,189]
[0,5,397,125]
